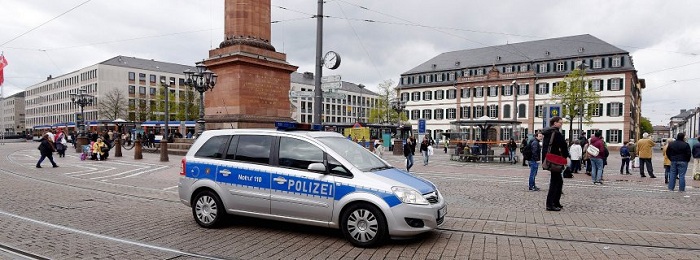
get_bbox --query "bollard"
[134,139,143,160]
[160,140,169,162]
[115,136,122,158]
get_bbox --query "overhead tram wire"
[334,2,384,80]
[1,0,93,47]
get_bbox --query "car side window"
[278,137,324,171]
[327,155,351,177]
[194,135,230,159]
[224,136,240,160]
[232,135,273,165]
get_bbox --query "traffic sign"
[418,119,426,134]
[289,91,314,98]
[321,75,341,83]
[321,82,342,91]
[323,92,347,99]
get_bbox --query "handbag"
[586,143,599,156]
[542,132,567,173]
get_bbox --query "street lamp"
[357,84,365,123]
[160,79,175,162]
[576,63,589,140]
[70,87,93,153]
[183,63,217,137]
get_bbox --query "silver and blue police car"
[178,123,446,247]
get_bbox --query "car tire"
[192,190,226,228]
[340,203,388,247]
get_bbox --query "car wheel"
[192,190,226,228]
[340,203,388,247]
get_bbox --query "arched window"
[518,104,526,118]
[503,104,511,118]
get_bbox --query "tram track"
[0,242,50,260]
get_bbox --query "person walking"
[542,117,569,211]
[569,140,582,173]
[36,134,58,168]
[443,139,449,154]
[637,133,657,178]
[692,136,700,180]
[662,138,674,184]
[507,138,518,164]
[528,133,543,191]
[420,137,430,166]
[667,133,692,191]
[403,138,415,172]
[627,140,637,172]
[620,141,632,174]
[520,137,529,166]
[588,131,606,185]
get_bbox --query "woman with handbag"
[541,116,570,212]
[588,131,606,185]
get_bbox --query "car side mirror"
[307,163,327,173]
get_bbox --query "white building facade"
[398,34,643,147]
[669,108,700,139]
[1,91,25,135]
[25,56,195,130]
[289,72,380,124]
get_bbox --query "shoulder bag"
[586,143,600,157]
[543,133,567,173]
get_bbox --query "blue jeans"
[509,148,516,162]
[422,151,430,166]
[668,161,688,191]
[590,158,604,182]
[529,160,539,188]
[406,154,414,171]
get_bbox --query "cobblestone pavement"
[0,142,699,259]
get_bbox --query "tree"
[368,79,408,124]
[551,68,601,143]
[152,87,178,121]
[640,116,653,135]
[98,89,128,121]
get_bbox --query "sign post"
[543,104,562,128]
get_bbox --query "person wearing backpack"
[620,141,631,174]
[527,133,543,191]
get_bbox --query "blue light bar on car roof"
[275,121,322,131]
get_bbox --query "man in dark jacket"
[36,134,58,168]
[666,133,692,192]
[528,133,543,191]
[542,116,570,211]
[403,138,415,172]
[692,137,700,180]
[520,137,529,166]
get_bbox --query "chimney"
[680,109,686,113]
[47,75,52,80]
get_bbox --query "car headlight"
[392,186,429,205]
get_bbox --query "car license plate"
[438,206,446,218]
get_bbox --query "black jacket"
[38,139,54,156]
[541,127,570,161]
[667,140,691,162]
[530,139,542,162]
[693,142,700,159]
[403,141,414,157]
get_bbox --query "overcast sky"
[2,0,699,126]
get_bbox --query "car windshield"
[317,137,390,171]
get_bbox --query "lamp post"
[357,84,365,123]
[160,79,174,162]
[70,87,93,153]
[113,118,126,157]
[576,63,589,140]
[391,99,406,155]
[183,63,217,137]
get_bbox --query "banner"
[0,54,7,86]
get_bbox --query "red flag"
[0,55,7,86]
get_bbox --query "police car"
[178,123,446,247]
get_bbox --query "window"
[591,80,602,91]
[460,106,470,119]
[139,73,146,81]
[422,109,432,120]
[505,66,512,73]
[411,92,420,101]
[503,104,511,118]
[612,57,621,67]
[128,72,135,81]
[128,85,135,94]
[518,104,526,118]
[556,62,565,72]
[195,135,230,159]
[474,106,483,118]
[446,89,456,99]
[503,85,512,96]
[520,65,528,72]
[460,88,470,98]
[518,84,528,95]
[327,155,351,176]
[488,86,497,97]
[128,99,135,107]
[435,90,444,100]
[476,69,484,76]
[233,135,273,164]
[488,105,498,118]
[150,75,156,83]
[535,105,543,117]
[423,91,432,101]
[610,78,621,91]
[401,93,409,102]
[475,87,483,97]
[537,83,548,95]
[593,59,602,69]
[150,88,156,95]
[446,108,456,119]
[574,60,583,69]
[278,137,324,170]
[139,86,146,94]
[591,104,604,117]
[539,63,548,73]
[411,110,420,120]
[608,102,623,117]
[607,130,622,144]
[434,109,444,120]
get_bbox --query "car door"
[270,136,335,223]
[217,135,274,214]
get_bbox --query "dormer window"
[496,56,501,61]
[432,64,437,69]
[612,57,622,67]
[578,47,585,53]
[545,51,550,56]
[455,61,460,67]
